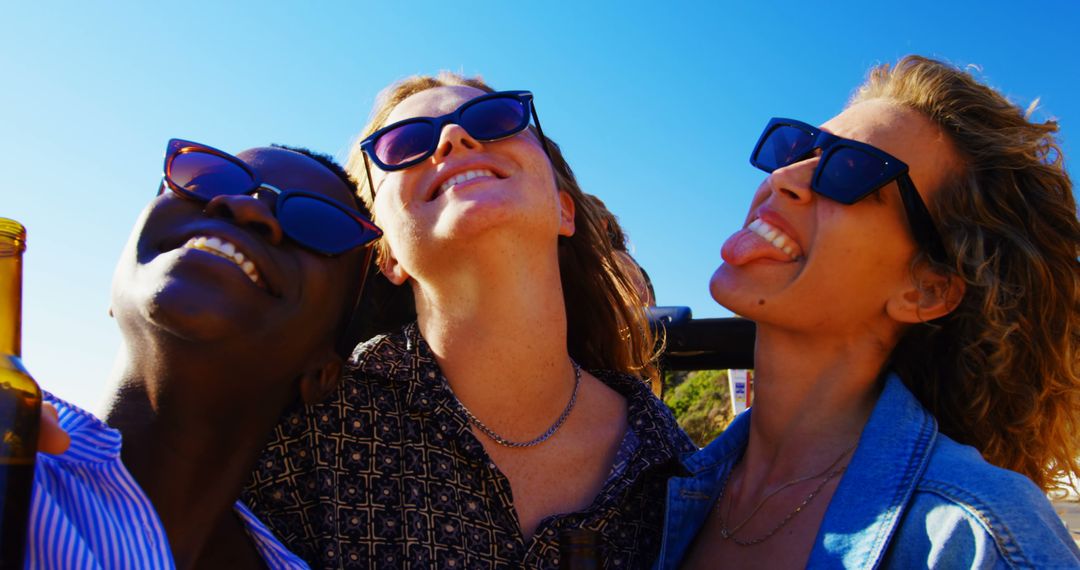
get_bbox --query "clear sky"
[3,0,1078,412]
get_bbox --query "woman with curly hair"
[243,74,693,569]
[655,56,1080,568]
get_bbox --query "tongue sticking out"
[721,228,797,266]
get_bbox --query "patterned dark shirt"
[243,323,694,569]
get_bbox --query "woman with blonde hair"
[656,55,1080,568]
[244,74,692,568]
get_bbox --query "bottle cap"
[0,218,27,255]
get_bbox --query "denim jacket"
[654,374,1080,569]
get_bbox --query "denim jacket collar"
[806,373,937,568]
[656,374,938,569]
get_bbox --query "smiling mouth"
[748,218,801,260]
[432,169,499,200]
[182,236,264,288]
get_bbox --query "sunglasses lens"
[819,147,888,204]
[168,151,252,198]
[756,125,816,171]
[460,97,529,140]
[277,196,376,255]
[374,121,436,168]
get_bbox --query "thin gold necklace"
[715,445,855,546]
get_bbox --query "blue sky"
[3,1,1078,411]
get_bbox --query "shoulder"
[890,434,1080,568]
[347,324,419,378]
[30,396,174,568]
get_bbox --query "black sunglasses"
[750,118,948,263]
[359,90,551,194]
[162,139,382,256]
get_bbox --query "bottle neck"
[0,227,26,357]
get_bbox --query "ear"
[298,350,344,405]
[557,190,576,237]
[886,264,966,324]
[379,247,411,286]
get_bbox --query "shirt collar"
[807,373,938,567]
[369,321,690,467]
[44,391,123,464]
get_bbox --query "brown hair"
[854,56,1080,492]
[344,72,659,385]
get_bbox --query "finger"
[37,402,71,455]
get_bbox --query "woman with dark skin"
[30,143,378,568]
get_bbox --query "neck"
[104,341,296,569]
[739,324,892,489]
[412,239,577,440]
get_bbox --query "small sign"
[728,369,754,415]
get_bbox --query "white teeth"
[181,235,263,286]
[438,169,496,196]
[749,219,800,260]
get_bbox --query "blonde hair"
[344,72,659,385]
[853,56,1080,492]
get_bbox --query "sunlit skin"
[37,402,68,454]
[368,86,629,539]
[683,100,963,570]
[103,147,364,569]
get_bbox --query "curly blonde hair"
[344,73,660,387]
[854,56,1080,493]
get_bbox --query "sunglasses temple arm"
[362,153,377,203]
[898,176,948,263]
[530,105,555,163]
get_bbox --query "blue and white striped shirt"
[25,392,309,569]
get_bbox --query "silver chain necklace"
[451,360,582,448]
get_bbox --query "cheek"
[297,259,350,325]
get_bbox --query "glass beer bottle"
[0,218,40,567]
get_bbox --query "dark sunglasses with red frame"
[161,139,382,256]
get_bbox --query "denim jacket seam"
[659,443,741,567]
[915,478,1029,568]
[862,404,938,566]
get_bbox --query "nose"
[766,157,817,204]
[203,193,284,245]
[433,122,481,161]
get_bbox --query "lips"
[747,218,800,259]
[428,165,506,201]
[181,235,264,288]
[721,216,804,266]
